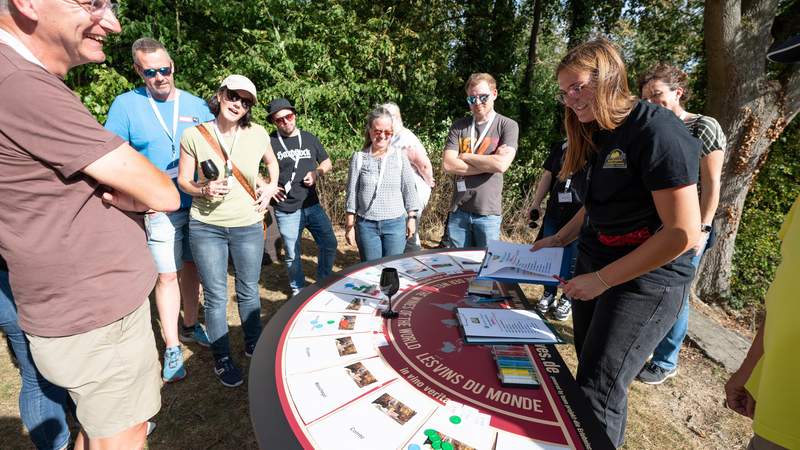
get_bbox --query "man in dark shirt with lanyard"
[266,98,337,297]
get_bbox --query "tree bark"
[696,0,800,301]
[519,0,545,134]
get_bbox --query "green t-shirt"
[181,122,270,227]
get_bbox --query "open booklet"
[456,307,563,344]
[477,240,566,286]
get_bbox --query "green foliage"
[731,120,800,308]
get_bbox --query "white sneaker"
[535,292,555,315]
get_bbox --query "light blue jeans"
[0,271,71,450]
[447,209,502,248]
[189,219,264,359]
[356,216,407,262]
[650,242,706,371]
[274,203,337,292]
[144,209,192,273]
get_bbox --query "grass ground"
[0,228,753,449]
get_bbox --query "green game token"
[430,433,441,442]
[424,429,437,437]
[449,415,462,424]
[431,441,442,450]
[326,320,335,324]
[442,443,454,450]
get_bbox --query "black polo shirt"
[575,101,700,285]
[543,140,584,229]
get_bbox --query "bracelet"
[595,271,611,289]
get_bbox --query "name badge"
[558,191,572,203]
[165,167,179,179]
[456,179,467,192]
[179,115,199,123]
[283,180,292,194]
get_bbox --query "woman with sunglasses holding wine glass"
[532,39,701,447]
[344,106,419,262]
[177,75,281,388]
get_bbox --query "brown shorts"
[27,300,162,438]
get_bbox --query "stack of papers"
[456,308,562,344]
[477,240,564,285]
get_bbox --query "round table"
[249,249,613,449]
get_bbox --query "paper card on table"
[456,308,561,344]
[303,291,388,315]
[288,312,382,339]
[494,430,569,450]
[385,257,439,280]
[405,400,495,450]
[283,334,380,375]
[477,240,564,285]
[328,265,418,299]
[287,357,398,423]
[306,380,438,448]
[450,250,487,271]
[415,254,464,274]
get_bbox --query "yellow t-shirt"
[181,122,270,227]
[746,194,800,449]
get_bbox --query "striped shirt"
[684,114,726,157]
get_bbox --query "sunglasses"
[273,112,295,125]
[141,66,172,79]
[371,129,393,137]
[225,90,253,109]
[466,94,491,106]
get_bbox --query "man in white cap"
[106,37,213,383]
[0,0,178,447]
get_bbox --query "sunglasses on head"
[225,90,253,109]
[273,112,295,125]
[466,94,491,106]
[141,66,172,79]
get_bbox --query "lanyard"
[469,112,497,154]
[0,29,47,71]
[211,121,240,180]
[146,88,181,157]
[278,131,303,187]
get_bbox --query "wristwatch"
[700,224,712,233]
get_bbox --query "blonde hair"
[556,38,636,180]
[465,73,497,92]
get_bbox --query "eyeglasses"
[273,112,295,125]
[642,91,665,102]
[466,94,491,106]
[225,90,253,109]
[141,66,172,79]
[371,129,393,138]
[72,0,118,19]
[555,82,589,104]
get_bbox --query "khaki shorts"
[27,300,162,438]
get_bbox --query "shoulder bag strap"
[195,124,258,201]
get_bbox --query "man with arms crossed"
[106,37,213,383]
[443,73,519,248]
[266,98,337,297]
[0,0,178,448]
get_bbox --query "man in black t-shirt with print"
[267,98,338,296]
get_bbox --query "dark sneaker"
[179,323,210,347]
[162,346,186,383]
[636,361,678,385]
[553,296,572,321]
[535,292,555,315]
[214,356,244,387]
[245,342,256,358]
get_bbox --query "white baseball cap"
[220,74,258,104]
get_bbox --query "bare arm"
[531,170,553,212]
[562,184,700,300]
[83,143,179,212]
[459,145,516,173]
[699,150,724,225]
[531,207,585,251]
[443,149,483,176]
[404,143,435,186]
[317,158,333,176]
[725,317,765,418]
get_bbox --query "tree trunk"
[519,0,545,134]
[695,0,800,301]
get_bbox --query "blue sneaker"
[179,323,210,347]
[214,357,243,387]
[162,346,186,383]
[245,342,256,358]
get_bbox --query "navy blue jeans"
[0,271,70,450]
[189,219,264,359]
[572,255,687,448]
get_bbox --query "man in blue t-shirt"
[266,98,337,297]
[105,38,213,383]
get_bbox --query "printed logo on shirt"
[458,136,496,155]
[276,148,312,161]
[603,148,627,169]
[179,116,200,123]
